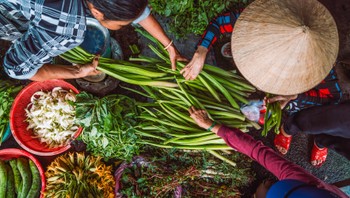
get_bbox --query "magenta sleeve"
[216,126,347,197]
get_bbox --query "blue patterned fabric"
[0,0,150,79]
[0,0,87,79]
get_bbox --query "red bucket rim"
[10,80,82,156]
[0,148,46,198]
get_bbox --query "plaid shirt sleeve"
[1,0,86,80]
[4,27,84,79]
[197,11,240,50]
[285,68,343,114]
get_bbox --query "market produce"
[149,0,250,38]
[0,81,22,144]
[60,47,178,88]
[74,93,140,161]
[27,160,41,198]
[0,158,41,198]
[60,29,257,166]
[6,163,15,198]
[25,87,78,148]
[115,150,252,197]
[261,94,282,136]
[17,157,32,198]
[44,152,115,198]
[0,160,7,198]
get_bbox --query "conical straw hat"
[231,0,339,95]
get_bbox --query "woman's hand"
[167,45,187,71]
[180,46,208,80]
[76,55,102,77]
[188,106,213,129]
[266,95,298,109]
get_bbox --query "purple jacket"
[217,126,348,198]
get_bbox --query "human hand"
[188,106,213,129]
[167,45,187,71]
[266,95,298,109]
[76,55,102,77]
[180,46,208,80]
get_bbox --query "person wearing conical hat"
[233,0,349,168]
[181,0,348,166]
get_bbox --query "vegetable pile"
[44,152,115,198]
[149,0,251,38]
[0,158,41,198]
[116,149,252,197]
[261,94,282,136]
[25,87,78,148]
[0,81,22,144]
[74,92,140,161]
[60,29,257,166]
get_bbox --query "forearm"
[195,46,209,56]
[30,64,80,81]
[190,108,344,196]
[138,14,171,47]
[217,126,321,182]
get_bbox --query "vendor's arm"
[30,58,100,81]
[138,14,186,70]
[188,106,346,196]
[181,12,239,80]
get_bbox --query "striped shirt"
[0,0,150,79]
[198,12,240,50]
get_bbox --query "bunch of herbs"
[149,0,251,38]
[74,92,141,161]
[0,81,22,144]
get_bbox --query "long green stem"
[208,150,236,167]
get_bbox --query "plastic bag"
[241,100,265,123]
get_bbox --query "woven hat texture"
[231,0,339,95]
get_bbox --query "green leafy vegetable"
[149,0,251,38]
[262,94,282,136]
[75,92,141,161]
[0,81,22,144]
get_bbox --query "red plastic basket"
[10,80,82,156]
[0,148,46,198]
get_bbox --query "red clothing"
[217,126,348,198]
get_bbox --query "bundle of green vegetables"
[149,0,251,38]
[60,29,257,166]
[74,92,140,161]
[261,94,282,136]
[0,81,22,144]
[0,158,41,198]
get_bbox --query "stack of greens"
[74,92,140,161]
[0,81,22,144]
[61,30,257,166]
[149,0,251,38]
[262,94,282,136]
